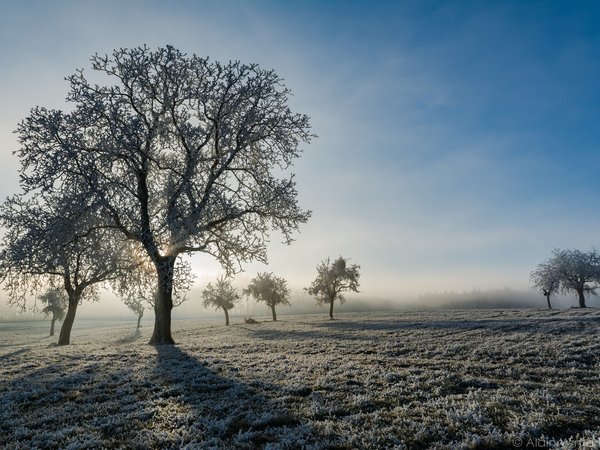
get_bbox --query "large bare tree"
[13,45,312,344]
[305,256,360,319]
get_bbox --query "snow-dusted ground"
[1,309,599,449]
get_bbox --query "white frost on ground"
[1,309,600,449]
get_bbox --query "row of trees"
[35,256,361,336]
[203,256,361,325]
[530,248,600,309]
[0,45,314,345]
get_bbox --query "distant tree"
[244,272,290,321]
[0,192,134,345]
[305,256,360,319]
[39,288,67,336]
[124,297,146,330]
[202,276,240,326]
[530,261,560,309]
[11,45,312,345]
[533,248,600,308]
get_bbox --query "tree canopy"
[10,45,312,344]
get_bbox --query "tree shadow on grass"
[149,345,346,449]
[115,328,142,344]
[0,344,347,449]
[309,313,600,335]
[0,355,107,448]
[0,335,55,349]
[0,347,31,360]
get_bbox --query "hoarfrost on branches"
[0,191,136,345]
[11,45,312,344]
[530,261,560,309]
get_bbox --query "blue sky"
[1,0,599,309]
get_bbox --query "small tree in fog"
[202,276,240,326]
[306,256,360,319]
[244,272,290,321]
[39,288,67,336]
[124,298,146,329]
[533,249,600,308]
[530,261,560,309]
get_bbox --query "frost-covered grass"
[1,309,600,449]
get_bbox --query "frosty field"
[1,309,599,449]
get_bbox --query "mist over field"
[1,286,594,323]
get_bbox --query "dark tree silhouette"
[116,243,193,330]
[531,248,600,308]
[530,261,560,309]
[244,272,290,321]
[39,288,67,336]
[202,276,240,326]
[305,256,360,319]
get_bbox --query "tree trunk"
[137,309,143,329]
[577,289,587,308]
[329,299,335,319]
[50,315,57,336]
[58,295,80,346]
[270,305,277,321]
[546,294,552,309]
[223,307,230,326]
[149,258,176,345]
